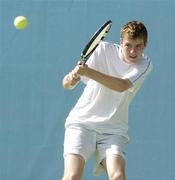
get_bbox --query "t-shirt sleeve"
[123,59,153,96]
[123,58,153,84]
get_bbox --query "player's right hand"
[62,71,80,89]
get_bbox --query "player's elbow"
[116,79,132,92]
[116,86,128,92]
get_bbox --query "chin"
[124,56,139,64]
[128,58,139,64]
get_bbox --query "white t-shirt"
[65,41,152,141]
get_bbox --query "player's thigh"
[63,126,96,160]
[63,126,96,179]
[97,134,126,176]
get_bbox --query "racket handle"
[77,60,86,65]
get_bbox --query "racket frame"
[80,20,112,63]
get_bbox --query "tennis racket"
[79,20,112,64]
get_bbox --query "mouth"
[129,55,137,59]
[127,55,139,63]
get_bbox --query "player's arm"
[62,70,80,89]
[74,63,132,92]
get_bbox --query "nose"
[130,48,136,54]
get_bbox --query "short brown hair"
[120,21,148,46]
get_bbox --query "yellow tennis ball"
[14,16,28,30]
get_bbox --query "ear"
[120,38,123,45]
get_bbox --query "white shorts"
[63,125,127,176]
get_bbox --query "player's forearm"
[85,67,132,92]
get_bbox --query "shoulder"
[139,55,153,72]
[131,55,153,81]
[99,41,117,49]
[98,41,119,54]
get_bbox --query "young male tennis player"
[62,20,152,180]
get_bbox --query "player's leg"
[101,155,126,180]
[62,154,85,180]
[62,126,96,180]
[95,134,127,180]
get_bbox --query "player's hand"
[62,70,80,89]
[70,70,80,81]
[74,62,88,76]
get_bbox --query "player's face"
[120,36,145,64]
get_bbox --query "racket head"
[80,20,112,62]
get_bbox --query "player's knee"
[108,170,126,180]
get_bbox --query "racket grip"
[77,60,86,65]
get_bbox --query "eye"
[125,43,131,48]
[136,44,144,49]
